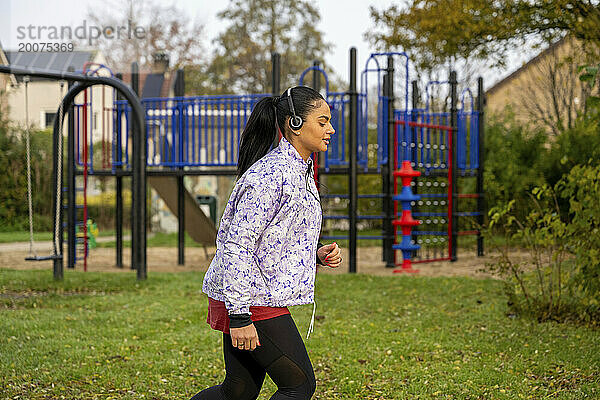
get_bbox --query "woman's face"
[291,100,335,161]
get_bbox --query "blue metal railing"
[143,94,268,167]
[77,94,269,169]
[87,88,358,170]
[73,71,479,173]
[75,96,478,173]
[325,92,350,169]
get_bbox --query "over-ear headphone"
[286,87,303,131]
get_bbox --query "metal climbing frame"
[392,75,485,265]
[294,52,484,270]
[394,111,452,263]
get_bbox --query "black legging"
[190,314,316,400]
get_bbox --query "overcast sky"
[1,0,528,89]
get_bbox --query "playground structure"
[299,51,484,272]
[0,46,484,280]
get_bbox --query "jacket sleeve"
[221,175,283,315]
[316,241,325,265]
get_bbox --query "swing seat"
[25,255,63,261]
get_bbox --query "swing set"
[23,76,64,263]
[0,64,148,280]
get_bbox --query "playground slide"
[148,177,217,246]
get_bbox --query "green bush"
[483,111,548,220]
[542,118,600,188]
[485,164,600,326]
[85,204,131,231]
[0,110,54,232]
[558,164,600,306]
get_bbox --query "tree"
[0,101,54,231]
[367,0,600,71]
[579,62,600,115]
[203,0,333,94]
[85,0,206,72]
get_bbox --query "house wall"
[0,49,11,115]
[5,52,116,144]
[0,75,8,115]
[486,37,594,133]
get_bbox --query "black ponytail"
[236,96,278,179]
[236,86,325,180]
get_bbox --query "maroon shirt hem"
[206,297,291,334]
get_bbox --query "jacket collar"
[278,135,314,177]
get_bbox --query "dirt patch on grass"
[317,246,532,279]
[0,245,530,279]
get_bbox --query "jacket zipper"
[305,164,318,271]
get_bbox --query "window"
[44,112,56,129]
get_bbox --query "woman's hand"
[230,323,261,351]
[318,242,342,268]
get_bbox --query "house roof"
[4,50,96,82]
[3,45,178,98]
[0,41,18,86]
[485,37,568,96]
[119,71,176,98]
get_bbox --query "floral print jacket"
[202,136,323,316]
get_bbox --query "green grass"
[0,231,55,243]
[1,269,598,399]
[321,228,382,247]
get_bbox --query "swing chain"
[24,76,36,257]
[54,81,65,255]
[25,77,65,259]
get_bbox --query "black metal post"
[348,47,357,274]
[312,60,320,92]
[57,81,67,278]
[381,73,389,262]
[476,77,485,257]
[312,60,325,174]
[130,62,139,270]
[130,69,146,280]
[450,70,458,262]
[115,72,124,268]
[175,68,185,265]
[67,74,76,270]
[411,80,419,162]
[177,173,185,265]
[385,56,395,268]
[271,52,281,149]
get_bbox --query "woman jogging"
[191,86,342,400]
